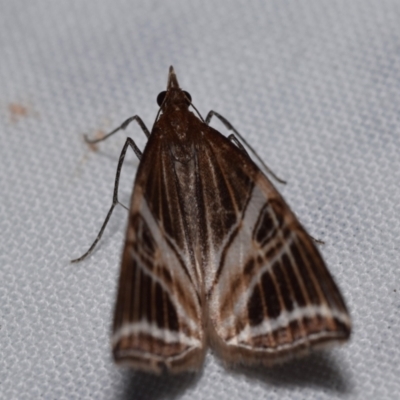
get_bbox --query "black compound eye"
[183,91,192,103]
[157,91,167,106]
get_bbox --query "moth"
[72,67,351,374]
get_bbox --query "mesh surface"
[1,1,400,399]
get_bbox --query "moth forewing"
[111,76,207,373]
[79,66,350,374]
[190,124,351,367]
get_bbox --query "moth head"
[156,90,192,108]
[156,66,192,109]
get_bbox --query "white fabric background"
[1,1,399,399]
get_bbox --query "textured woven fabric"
[1,1,400,399]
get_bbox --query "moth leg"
[205,110,286,184]
[227,133,250,156]
[309,234,325,245]
[71,138,140,263]
[84,115,150,145]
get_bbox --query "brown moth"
[72,67,351,374]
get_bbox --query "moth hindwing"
[77,66,351,374]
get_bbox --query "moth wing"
[201,129,351,366]
[112,135,205,374]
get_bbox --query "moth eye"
[183,91,192,103]
[157,91,167,106]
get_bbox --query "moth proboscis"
[72,66,351,374]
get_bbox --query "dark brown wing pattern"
[203,130,351,365]
[112,132,206,373]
